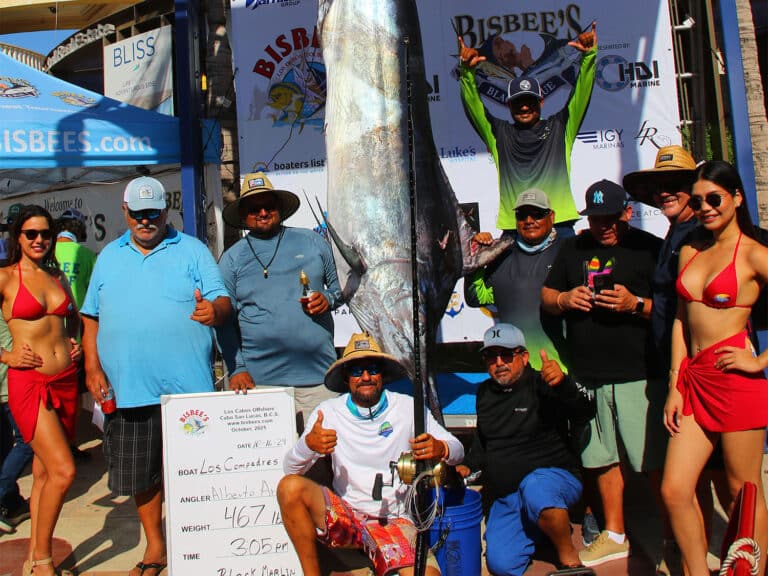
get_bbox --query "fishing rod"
[403,32,429,576]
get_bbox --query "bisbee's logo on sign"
[248,27,325,132]
[179,408,210,436]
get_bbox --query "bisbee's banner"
[229,0,681,344]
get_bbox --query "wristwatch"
[633,296,645,316]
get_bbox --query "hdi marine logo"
[248,27,325,131]
[596,55,661,91]
[179,408,210,435]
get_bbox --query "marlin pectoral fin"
[312,197,366,277]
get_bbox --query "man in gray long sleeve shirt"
[217,172,343,425]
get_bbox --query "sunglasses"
[652,179,691,194]
[482,348,524,364]
[515,208,551,221]
[347,364,381,377]
[21,229,52,241]
[246,203,278,214]
[689,193,725,211]
[128,209,163,221]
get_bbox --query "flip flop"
[135,561,167,575]
[546,565,596,576]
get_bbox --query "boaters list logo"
[0,77,38,99]
[248,26,325,131]
[179,408,210,436]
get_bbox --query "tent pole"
[174,0,206,241]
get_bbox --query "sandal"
[22,557,74,575]
[547,564,596,576]
[134,561,167,575]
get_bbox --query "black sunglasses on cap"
[689,193,725,211]
[21,229,52,241]
[128,209,163,221]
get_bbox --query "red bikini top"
[10,265,72,320]
[675,232,751,309]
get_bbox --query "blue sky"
[0,30,77,56]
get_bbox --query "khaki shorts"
[579,379,667,472]
[253,383,338,434]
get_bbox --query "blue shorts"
[485,468,582,576]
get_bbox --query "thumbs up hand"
[306,410,338,454]
[540,350,564,387]
[190,288,216,326]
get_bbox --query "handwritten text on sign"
[161,390,300,576]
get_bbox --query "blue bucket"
[428,488,483,576]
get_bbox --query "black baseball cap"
[507,77,543,103]
[579,180,628,216]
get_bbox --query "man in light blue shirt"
[81,176,230,576]
[217,172,342,428]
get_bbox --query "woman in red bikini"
[662,161,768,576]
[0,205,81,576]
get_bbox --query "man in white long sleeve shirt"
[278,332,463,576]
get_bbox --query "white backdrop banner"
[230,0,681,344]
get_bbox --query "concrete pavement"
[0,414,761,576]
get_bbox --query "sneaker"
[5,498,30,526]
[0,509,15,535]
[578,531,630,567]
[581,512,600,547]
[656,539,682,576]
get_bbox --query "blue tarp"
[0,50,182,168]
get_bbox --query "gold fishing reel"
[372,451,463,500]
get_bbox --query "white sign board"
[103,25,175,115]
[161,389,300,576]
[229,0,680,344]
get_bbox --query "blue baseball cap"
[480,323,526,352]
[123,176,167,211]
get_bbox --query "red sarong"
[8,363,79,443]
[676,331,768,432]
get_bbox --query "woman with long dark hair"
[662,160,768,575]
[0,205,81,575]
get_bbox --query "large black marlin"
[317,0,510,420]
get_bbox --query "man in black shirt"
[464,189,566,370]
[541,180,664,567]
[458,324,594,576]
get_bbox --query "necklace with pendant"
[245,227,284,278]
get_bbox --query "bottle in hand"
[101,387,117,414]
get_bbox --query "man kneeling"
[278,333,464,576]
[458,324,595,576]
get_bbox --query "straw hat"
[324,332,407,392]
[622,145,697,207]
[223,172,300,229]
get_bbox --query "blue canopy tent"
[0,50,183,169]
[0,50,221,249]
